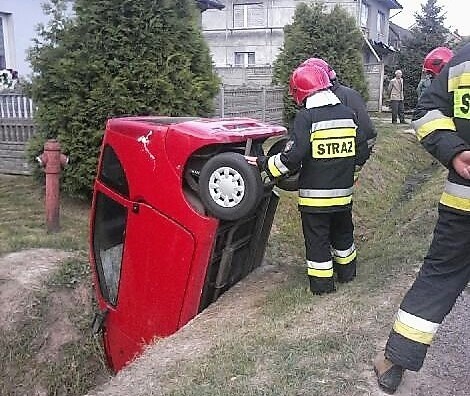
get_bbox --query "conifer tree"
[273,3,367,126]
[29,0,219,197]
[394,0,449,108]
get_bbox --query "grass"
[152,119,446,395]
[0,175,89,255]
[0,118,448,395]
[0,176,110,395]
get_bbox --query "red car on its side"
[89,116,286,372]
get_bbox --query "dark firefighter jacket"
[261,98,369,213]
[412,42,470,215]
[331,81,377,149]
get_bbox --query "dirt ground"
[0,248,74,331]
[84,262,470,396]
[1,248,469,396]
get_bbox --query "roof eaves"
[196,0,225,11]
[379,0,403,10]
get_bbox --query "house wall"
[362,0,391,43]
[202,0,398,68]
[0,0,50,78]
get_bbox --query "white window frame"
[0,13,16,70]
[233,3,265,29]
[234,52,256,67]
[360,1,369,28]
[377,10,386,39]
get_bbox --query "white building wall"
[0,0,50,77]
[202,0,362,68]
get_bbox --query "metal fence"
[0,93,36,142]
[0,88,285,175]
[213,86,284,125]
[0,93,36,175]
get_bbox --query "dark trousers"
[385,208,470,371]
[390,100,405,123]
[301,210,356,293]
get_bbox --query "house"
[0,0,223,79]
[201,0,403,109]
[0,0,51,78]
[203,1,401,68]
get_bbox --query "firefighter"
[417,47,453,99]
[373,44,470,394]
[301,57,377,150]
[247,64,369,295]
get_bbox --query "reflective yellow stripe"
[307,268,334,278]
[298,195,352,207]
[448,72,470,92]
[415,118,456,141]
[393,321,434,345]
[311,128,356,140]
[267,156,282,177]
[440,191,470,211]
[334,250,357,265]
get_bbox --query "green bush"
[28,0,219,198]
[273,3,367,126]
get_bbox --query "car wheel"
[266,138,299,191]
[199,152,263,221]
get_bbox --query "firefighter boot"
[309,276,336,295]
[373,353,405,394]
[335,259,356,283]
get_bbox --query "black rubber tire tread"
[198,152,263,221]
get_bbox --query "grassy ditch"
[0,119,447,395]
[0,176,110,395]
[152,120,446,395]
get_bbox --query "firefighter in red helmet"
[417,47,453,99]
[302,57,377,151]
[247,64,370,295]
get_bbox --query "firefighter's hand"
[452,151,470,180]
[244,156,258,166]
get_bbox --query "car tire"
[266,138,299,191]
[199,152,263,221]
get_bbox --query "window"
[0,16,7,69]
[377,11,386,38]
[233,3,265,28]
[360,1,369,29]
[234,52,255,67]
[99,145,129,198]
[93,193,127,306]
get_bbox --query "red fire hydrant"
[36,139,68,233]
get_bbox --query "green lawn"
[0,176,110,395]
[152,120,445,395]
[0,119,446,395]
[0,175,89,255]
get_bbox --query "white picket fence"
[0,93,36,142]
[0,94,36,174]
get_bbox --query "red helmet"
[289,65,332,105]
[301,57,337,80]
[423,47,453,76]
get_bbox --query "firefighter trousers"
[301,210,357,294]
[385,208,470,371]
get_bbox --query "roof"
[378,0,403,9]
[389,22,412,41]
[196,0,225,11]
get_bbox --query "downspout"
[363,31,381,62]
